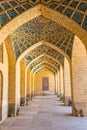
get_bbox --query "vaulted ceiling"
[29,55,60,70]
[24,44,64,67]
[10,15,73,71]
[32,62,58,73]
[0,0,87,31]
[1,0,87,73]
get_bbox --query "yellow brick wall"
[31,72,34,95]
[4,36,16,110]
[20,59,25,99]
[64,57,71,105]
[0,71,2,121]
[0,44,3,63]
[35,68,55,95]
[56,71,60,95]
[2,43,8,121]
[26,68,30,95]
[72,36,87,102]
[59,66,64,96]
[72,36,87,115]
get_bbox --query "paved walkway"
[0,95,87,130]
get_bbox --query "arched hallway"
[0,0,87,128]
[0,94,87,130]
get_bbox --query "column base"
[0,105,2,121]
[64,96,71,106]
[20,97,26,106]
[60,94,64,102]
[72,102,87,116]
[8,103,15,117]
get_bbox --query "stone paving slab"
[0,95,87,130]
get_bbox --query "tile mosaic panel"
[10,16,74,60]
[72,11,84,25]
[24,44,64,66]
[29,56,60,70]
[0,0,87,31]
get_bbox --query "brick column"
[57,70,60,97]
[0,72,2,121]
[33,73,35,96]
[31,72,34,97]
[72,36,87,116]
[64,57,71,106]
[26,68,30,97]
[4,36,16,116]
[54,74,57,94]
[34,74,36,95]
[56,73,59,95]
[20,59,26,105]
[59,66,64,97]
[30,72,33,100]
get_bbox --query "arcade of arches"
[0,0,87,124]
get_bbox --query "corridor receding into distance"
[0,0,87,129]
[1,94,87,130]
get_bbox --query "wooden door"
[42,77,49,91]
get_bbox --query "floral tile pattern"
[24,44,64,66]
[10,16,74,61]
[0,0,87,31]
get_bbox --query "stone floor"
[0,95,87,130]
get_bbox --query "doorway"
[42,77,49,91]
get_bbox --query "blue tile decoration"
[62,0,70,5]
[56,6,65,12]
[72,11,84,24]
[0,0,87,31]
[23,4,32,9]
[66,49,71,57]
[24,44,64,66]
[10,16,74,60]
[49,3,58,9]
[0,13,10,26]
[78,2,87,12]
[7,9,17,18]
[29,56,60,70]
[0,0,87,71]
[1,2,10,10]
[0,7,3,12]
[10,1,17,6]
[70,1,78,8]
[64,8,73,17]
[16,7,25,13]
[82,16,87,31]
